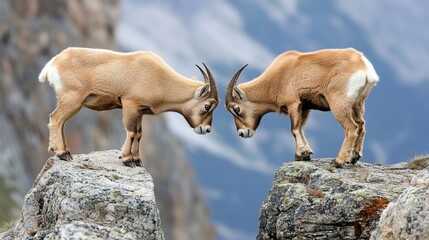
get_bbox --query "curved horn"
[225,64,248,105]
[196,64,209,84]
[202,63,219,99]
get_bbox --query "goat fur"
[225,48,379,167]
[40,47,219,167]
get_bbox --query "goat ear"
[195,84,210,98]
[233,86,247,100]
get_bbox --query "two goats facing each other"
[39,47,219,167]
[225,48,379,168]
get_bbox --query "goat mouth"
[238,128,254,138]
[194,125,211,135]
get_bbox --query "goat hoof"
[133,159,143,167]
[57,151,73,161]
[331,159,343,168]
[122,158,135,168]
[295,151,312,161]
[350,155,361,165]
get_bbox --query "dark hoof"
[57,151,73,161]
[350,155,361,165]
[295,151,312,161]
[123,158,136,168]
[331,159,343,168]
[133,159,143,167]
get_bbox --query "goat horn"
[225,64,248,105]
[196,64,209,84]
[202,63,219,100]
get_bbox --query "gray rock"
[0,150,164,240]
[258,159,423,240]
[370,167,429,240]
[47,221,136,240]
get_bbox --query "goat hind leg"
[351,103,366,164]
[330,101,359,167]
[48,97,82,161]
[130,115,143,167]
[289,104,310,161]
[120,104,140,167]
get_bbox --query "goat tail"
[361,55,379,85]
[38,58,55,83]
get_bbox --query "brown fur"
[40,47,219,167]
[226,48,378,167]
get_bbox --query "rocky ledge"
[258,158,429,240]
[0,150,164,240]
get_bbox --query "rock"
[142,117,215,240]
[0,0,122,220]
[370,167,429,240]
[257,159,424,240]
[0,150,164,240]
[47,221,136,240]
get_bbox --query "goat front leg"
[289,103,312,161]
[48,95,82,161]
[120,103,142,167]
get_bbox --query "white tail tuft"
[38,57,62,92]
[361,55,379,84]
[38,58,54,82]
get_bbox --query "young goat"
[39,47,219,167]
[225,48,379,167]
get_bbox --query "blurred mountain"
[0,1,214,240]
[117,0,429,239]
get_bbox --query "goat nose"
[206,128,211,133]
[239,132,244,137]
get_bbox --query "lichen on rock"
[0,150,164,240]
[370,167,429,240]
[258,159,423,240]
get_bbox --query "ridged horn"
[196,64,209,84]
[202,63,219,100]
[225,64,248,105]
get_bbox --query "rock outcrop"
[0,0,122,220]
[0,150,164,240]
[257,159,426,240]
[371,166,429,239]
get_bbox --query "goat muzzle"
[238,128,254,138]
[194,125,212,135]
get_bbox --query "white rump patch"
[47,66,62,92]
[361,55,379,84]
[346,70,366,99]
[39,58,62,92]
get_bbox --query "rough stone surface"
[257,159,424,240]
[0,0,122,220]
[370,167,429,240]
[47,221,136,240]
[0,150,164,240]
[142,117,215,240]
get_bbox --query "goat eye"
[234,107,240,115]
[205,104,211,111]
